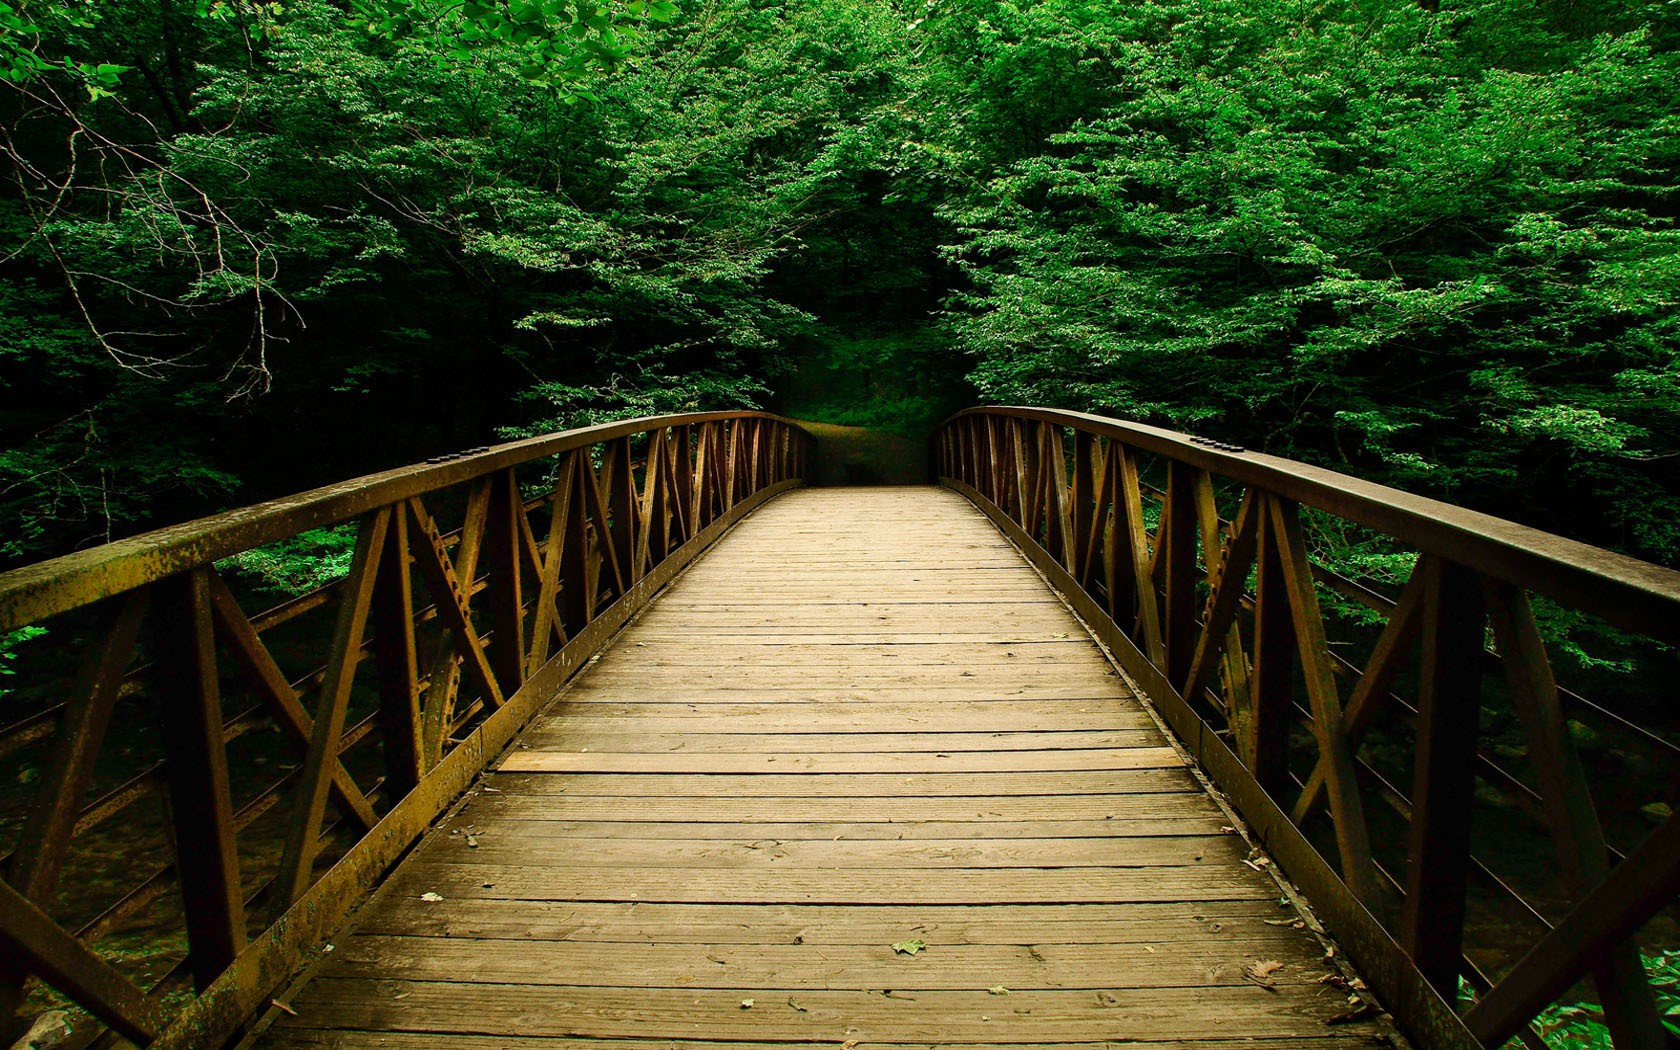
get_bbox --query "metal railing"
[0,412,812,1049]
[938,407,1680,1050]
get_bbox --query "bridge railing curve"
[0,412,812,1048]
[938,406,1680,1050]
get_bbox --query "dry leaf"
[1245,959,1285,990]
[739,998,754,1009]
[987,985,1010,995]
[891,938,926,956]
[270,999,298,1017]
[419,892,443,902]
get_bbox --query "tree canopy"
[0,0,1675,575]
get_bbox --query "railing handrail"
[946,406,1680,642]
[0,411,809,633]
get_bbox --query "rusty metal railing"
[0,412,812,1048]
[938,407,1680,1050]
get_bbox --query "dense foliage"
[1,0,1675,577]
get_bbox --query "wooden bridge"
[1,410,1677,1050]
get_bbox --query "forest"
[0,0,1676,575]
[1,2,1679,1047]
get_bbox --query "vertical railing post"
[1400,556,1487,997]
[1161,461,1199,687]
[153,568,247,987]
[1071,431,1097,587]
[372,507,424,799]
[1248,494,1294,797]
[481,469,528,697]
[605,437,639,588]
[673,425,695,544]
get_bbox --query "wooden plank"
[553,684,1133,703]
[385,863,1278,904]
[540,703,1149,731]
[455,792,1224,825]
[269,1034,1380,1050]
[325,935,1331,990]
[516,729,1167,753]
[429,817,1231,840]
[277,983,1373,1042]
[483,770,1200,797]
[416,834,1245,870]
[348,898,1292,943]
[498,746,1183,775]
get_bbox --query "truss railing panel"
[0,412,812,1049]
[939,406,1680,1050]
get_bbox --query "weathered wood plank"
[483,770,1201,797]
[516,729,1167,753]
[327,935,1331,990]
[269,1033,1382,1050]
[453,792,1223,825]
[385,863,1282,904]
[414,834,1244,870]
[347,899,1292,943]
[276,983,1370,1042]
[497,746,1183,775]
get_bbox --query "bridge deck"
[251,487,1387,1049]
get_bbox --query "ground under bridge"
[0,410,1676,1050]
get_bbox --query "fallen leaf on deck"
[419,892,444,902]
[1245,959,1285,989]
[891,939,926,956]
[270,1000,298,1017]
[787,997,807,1012]
[987,985,1010,995]
[465,835,478,848]
[739,998,754,1009]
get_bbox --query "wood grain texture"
[247,488,1389,1049]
